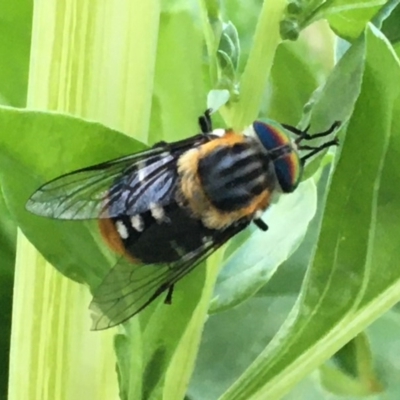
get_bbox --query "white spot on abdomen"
[130,215,144,231]
[115,220,129,239]
[202,236,212,245]
[150,203,166,222]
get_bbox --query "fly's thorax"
[177,131,274,230]
[197,137,275,211]
[245,120,303,193]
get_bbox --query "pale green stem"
[228,0,286,129]
[9,1,160,399]
[163,250,225,400]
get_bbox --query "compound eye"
[253,121,289,152]
[252,120,302,193]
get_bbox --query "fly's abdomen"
[198,142,274,211]
[100,203,219,264]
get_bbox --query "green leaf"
[206,6,363,331]
[265,41,324,126]
[210,179,317,313]
[0,107,143,289]
[219,24,400,400]
[280,0,387,41]
[323,1,386,40]
[258,165,333,299]
[300,33,366,180]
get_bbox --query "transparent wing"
[26,135,207,220]
[89,221,248,330]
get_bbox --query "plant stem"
[229,0,286,130]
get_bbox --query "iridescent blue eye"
[252,121,302,193]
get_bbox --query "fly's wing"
[89,221,249,330]
[26,135,208,220]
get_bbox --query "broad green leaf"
[209,21,366,315]
[219,24,400,400]
[211,179,317,313]
[305,36,365,129]
[258,165,333,299]
[300,34,365,180]
[265,40,326,126]
[0,107,143,289]
[323,1,386,40]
